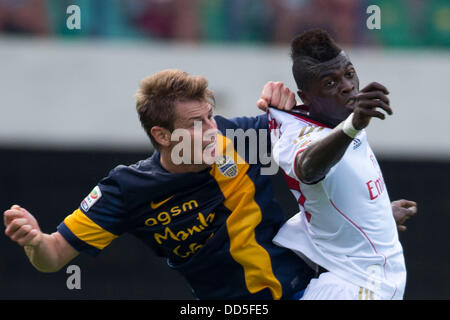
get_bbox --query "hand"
[257,81,297,111]
[4,205,42,247]
[391,199,417,232]
[352,82,393,130]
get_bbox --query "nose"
[340,78,354,95]
[204,117,217,131]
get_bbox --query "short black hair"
[291,29,342,90]
[291,29,341,62]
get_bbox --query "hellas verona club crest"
[216,156,238,178]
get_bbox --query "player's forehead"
[174,99,212,121]
[315,53,354,79]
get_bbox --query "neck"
[305,107,339,128]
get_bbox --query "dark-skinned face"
[298,52,359,127]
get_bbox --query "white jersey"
[268,107,406,300]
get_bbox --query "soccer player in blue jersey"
[3,69,316,299]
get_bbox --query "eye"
[325,79,336,88]
[346,69,355,78]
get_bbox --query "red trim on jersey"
[391,287,397,300]
[287,112,332,129]
[267,109,279,132]
[284,106,332,129]
[298,193,305,206]
[280,169,311,222]
[329,199,378,253]
[282,170,300,192]
[305,211,312,222]
[268,106,332,129]
[329,199,387,275]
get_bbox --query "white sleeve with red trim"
[268,108,331,181]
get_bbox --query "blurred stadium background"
[0,0,449,299]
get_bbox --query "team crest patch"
[81,186,102,212]
[216,155,238,178]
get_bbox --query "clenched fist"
[391,199,418,232]
[351,82,393,130]
[257,81,297,111]
[4,205,42,247]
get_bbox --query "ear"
[150,126,171,148]
[297,89,311,106]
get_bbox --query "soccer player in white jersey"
[257,30,417,300]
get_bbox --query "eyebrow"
[187,106,213,121]
[318,62,354,80]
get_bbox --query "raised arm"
[3,205,78,272]
[297,82,392,183]
[259,81,392,183]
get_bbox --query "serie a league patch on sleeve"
[80,186,102,212]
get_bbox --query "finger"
[260,81,274,105]
[397,225,407,232]
[278,87,289,110]
[25,229,42,247]
[395,199,417,209]
[10,224,32,242]
[5,218,28,236]
[407,206,417,215]
[403,206,417,217]
[396,207,415,221]
[3,210,25,226]
[16,228,40,247]
[257,98,269,111]
[360,82,389,94]
[285,91,297,110]
[357,108,387,120]
[4,205,23,225]
[271,82,283,107]
[358,100,393,116]
[356,90,390,106]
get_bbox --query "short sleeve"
[272,122,330,181]
[57,170,128,256]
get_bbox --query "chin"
[337,107,353,122]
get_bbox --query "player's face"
[171,99,218,167]
[303,55,359,127]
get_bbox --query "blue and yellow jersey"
[57,114,314,299]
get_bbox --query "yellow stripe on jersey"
[64,208,118,250]
[210,134,283,300]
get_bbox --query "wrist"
[342,113,361,138]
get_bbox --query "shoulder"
[102,155,161,191]
[268,107,331,141]
[214,114,268,133]
[268,106,330,128]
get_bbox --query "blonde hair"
[135,69,215,149]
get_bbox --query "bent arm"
[296,124,352,184]
[25,231,79,273]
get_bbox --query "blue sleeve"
[57,167,129,256]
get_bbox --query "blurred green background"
[0,0,448,47]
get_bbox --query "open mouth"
[203,141,216,151]
[346,97,356,107]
